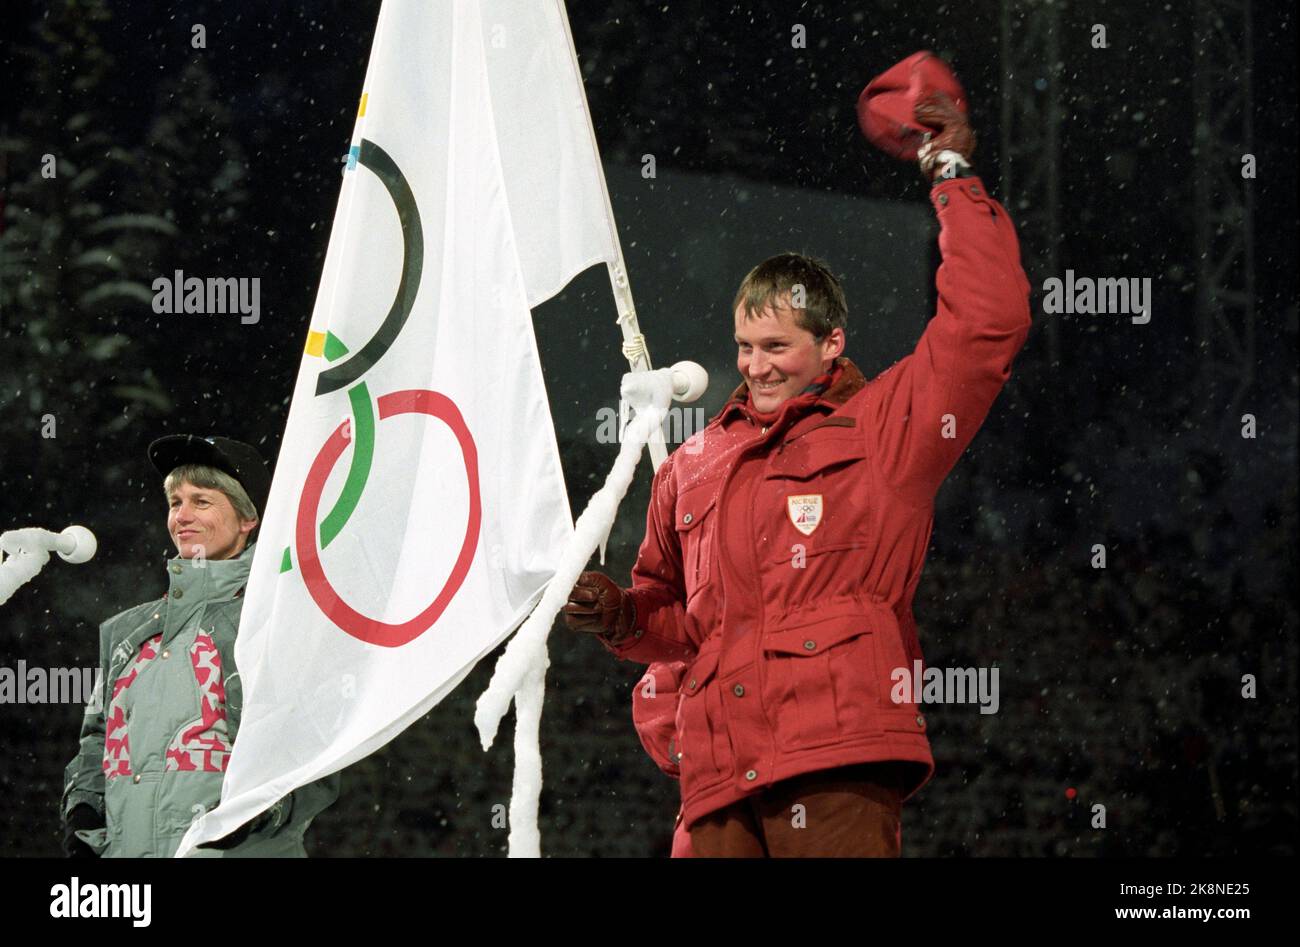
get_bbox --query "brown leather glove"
[914,92,976,184]
[562,571,636,645]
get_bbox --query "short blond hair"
[163,464,258,522]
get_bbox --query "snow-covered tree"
[0,0,177,436]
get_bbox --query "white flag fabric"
[177,0,618,856]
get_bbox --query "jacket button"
[916,714,926,728]
[683,513,693,525]
[970,185,981,195]
[172,588,184,599]
[803,640,816,651]
[152,613,160,620]
[170,564,182,575]
[938,193,949,205]
[161,650,170,660]
[688,678,697,690]
[675,752,683,762]
[745,769,758,781]
[132,775,141,784]
[633,629,644,639]
[733,684,745,697]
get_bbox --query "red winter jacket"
[632,662,688,778]
[631,661,693,856]
[606,176,1032,830]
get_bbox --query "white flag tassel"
[476,368,674,857]
[176,0,625,857]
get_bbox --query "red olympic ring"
[295,389,481,647]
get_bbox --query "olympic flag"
[176,0,619,855]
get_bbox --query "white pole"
[556,0,669,470]
[478,3,712,860]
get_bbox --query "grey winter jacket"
[62,543,339,857]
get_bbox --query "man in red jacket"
[565,93,1031,857]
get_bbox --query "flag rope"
[475,368,675,857]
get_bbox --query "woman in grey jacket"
[61,435,339,857]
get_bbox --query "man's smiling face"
[734,299,845,413]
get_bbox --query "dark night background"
[0,0,1295,856]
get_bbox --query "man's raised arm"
[867,94,1033,505]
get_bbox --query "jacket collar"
[123,543,258,650]
[163,541,256,603]
[718,357,868,425]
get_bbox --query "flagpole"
[555,0,669,470]
[477,1,700,859]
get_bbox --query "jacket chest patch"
[787,494,824,536]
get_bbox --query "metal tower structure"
[999,0,1064,369]
[1193,0,1256,429]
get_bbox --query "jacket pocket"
[762,615,882,749]
[764,433,867,481]
[157,769,224,834]
[105,770,163,857]
[674,483,718,602]
[675,639,729,789]
[763,435,872,550]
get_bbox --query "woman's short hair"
[162,464,258,523]
[732,252,848,339]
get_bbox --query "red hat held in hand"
[857,50,968,161]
